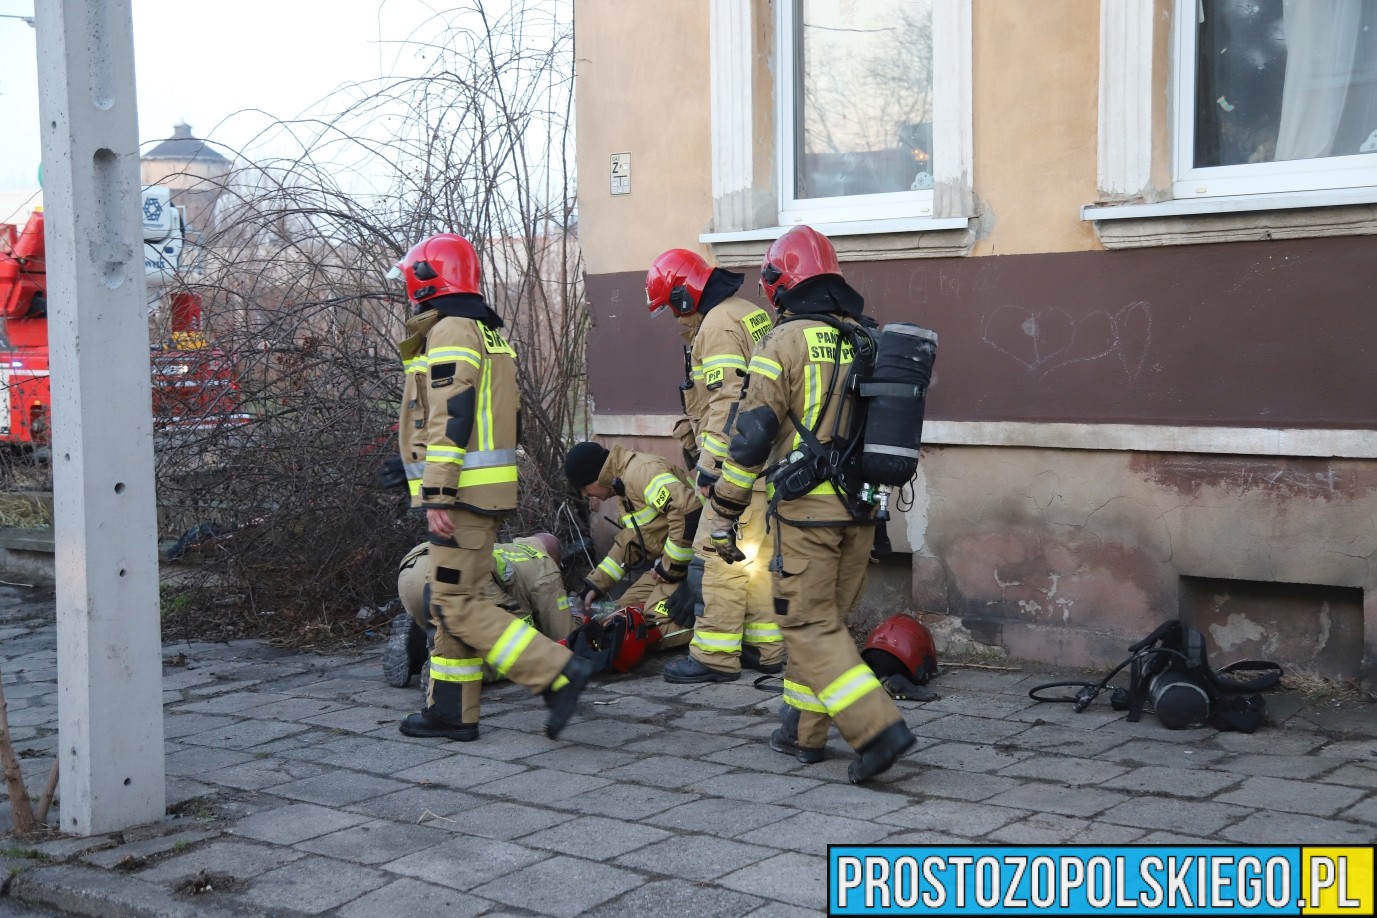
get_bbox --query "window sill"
[700,217,973,267]
[1082,189,1377,249]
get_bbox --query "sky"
[0,0,453,194]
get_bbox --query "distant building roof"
[143,123,231,165]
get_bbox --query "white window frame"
[1171,0,1377,200]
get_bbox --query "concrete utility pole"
[35,0,166,834]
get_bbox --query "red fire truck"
[0,187,247,450]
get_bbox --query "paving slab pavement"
[2,584,1376,916]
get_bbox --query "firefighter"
[391,232,591,742]
[705,225,918,784]
[645,248,783,683]
[563,440,700,649]
[383,534,576,688]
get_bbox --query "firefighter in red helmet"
[706,225,918,784]
[645,247,784,684]
[390,233,591,742]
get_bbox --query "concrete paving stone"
[172,690,297,715]
[0,724,40,743]
[1313,737,1377,760]
[161,712,242,739]
[594,877,766,918]
[242,696,353,722]
[1293,705,1377,738]
[683,681,790,710]
[671,710,764,734]
[180,718,311,750]
[703,739,813,774]
[248,727,345,757]
[165,774,219,809]
[1213,754,1343,780]
[994,754,1130,786]
[336,877,493,918]
[522,745,640,776]
[348,687,421,709]
[228,801,372,844]
[449,725,564,762]
[737,810,893,851]
[1220,810,1377,845]
[200,755,330,791]
[557,717,664,749]
[300,704,405,734]
[159,668,222,691]
[602,754,735,789]
[584,694,676,722]
[1320,763,1377,788]
[598,675,714,699]
[555,782,702,820]
[624,729,748,758]
[286,677,387,698]
[878,798,1027,837]
[743,904,831,918]
[1099,796,1253,836]
[136,838,306,883]
[1094,719,1216,743]
[982,782,1131,818]
[0,681,53,699]
[1215,775,1366,817]
[300,735,455,774]
[273,770,413,806]
[920,692,1040,720]
[520,813,673,859]
[478,706,552,733]
[237,855,389,915]
[382,834,551,891]
[1212,729,1330,756]
[1098,739,1230,769]
[343,785,490,823]
[685,769,825,804]
[718,851,826,909]
[163,745,256,777]
[295,817,454,864]
[945,668,1033,692]
[917,713,1035,744]
[988,812,1147,845]
[79,829,218,869]
[1007,703,1129,730]
[1099,765,1243,798]
[1338,796,1377,825]
[1001,723,1133,757]
[613,833,776,881]
[0,707,55,728]
[467,853,647,918]
[645,797,798,838]
[10,863,238,918]
[29,834,119,860]
[918,741,1034,773]
[469,767,613,806]
[786,781,913,819]
[444,799,577,840]
[394,751,529,789]
[1136,831,1225,844]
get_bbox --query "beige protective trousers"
[692,490,785,673]
[773,518,903,750]
[428,509,571,723]
[618,574,693,649]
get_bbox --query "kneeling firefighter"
[390,232,590,742]
[706,225,937,784]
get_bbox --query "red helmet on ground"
[760,225,841,308]
[390,233,481,305]
[561,603,661,674]
[861,614,938,685]
[646,248,712,317]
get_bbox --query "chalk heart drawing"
[983,301,1152,381]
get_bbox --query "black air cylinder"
[859,323,938,487]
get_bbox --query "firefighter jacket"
[397,308,520,513]
[492,537,571,628]
[711,304,870,527]
[586,445,701,596]
[682,296,773,487]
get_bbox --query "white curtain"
[1275,0,1376,160]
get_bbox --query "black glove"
[653,559,686,583]
[377,455,407,491]
[663,580,696,628]
[580,579,602,601]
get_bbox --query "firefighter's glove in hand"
[652,559,686,583]
[663,579,696,628]
[709,521,746,564]
[580,580,602,601]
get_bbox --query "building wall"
[573,0,1377,682]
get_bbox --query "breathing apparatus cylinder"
[858,323,938,490]
[1149,669,1211,729]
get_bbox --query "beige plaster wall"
[573,0,715,278]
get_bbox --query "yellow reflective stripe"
[425,445,466,465]
[783,679,828,714]
[795,363,822,450]
[744,622,783,644]
[407,479,421,497]
[719,462,756,490]
[749,355,783,380]
[702,354,748,372]
[486,619,538,676]
[765,479,836,501]
[403,354,429,373]
[819,664,884,716]
[477,356,494,450]
[663,539,694,563]
[557,595,570,611]
[690,631,742,653]
[691,366,705,380]
[428,345,481,369]
[493,550,513,583]
[457,465,517,487]
[550,674,569,691]
[597,556,625,582]
[644,473,679,502]
[430,655,483,683]
[621,505,660,528]
[700,432,729,458]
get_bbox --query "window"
[1175,0,1377,198]
[777,0,940,224]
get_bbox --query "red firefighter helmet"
[861,614,938,685]
[561,603,661,674]
[759,225,841,308]
[389,233,481,305]
[646,248,712,317]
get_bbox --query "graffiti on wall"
[981,300,1153,381]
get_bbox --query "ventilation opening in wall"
[1178,576,1363,682]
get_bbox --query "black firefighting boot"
[741,645,784,675]
[847,721,916,784]
[382,613,429,688]
[543,655,594,739]
[769,702,825,764]
[399,677,478,741]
